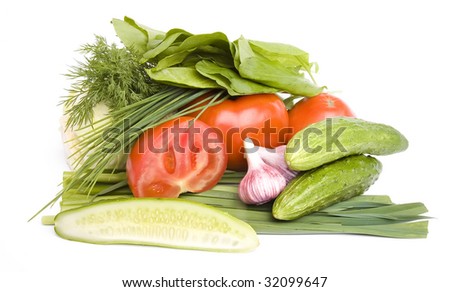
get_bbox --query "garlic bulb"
[255,145,297,182]
[238,139,296,205]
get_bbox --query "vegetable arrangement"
[34,16,429,252]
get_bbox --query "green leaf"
[249,40,310,68]
[230,41,241,69]
[141,29,192,62]
[182,52,234,68]
[152,32,231,70]
[112,18,146,55]
[239,55,323,96]
[233,37,323,96]
[146,67,220,89]
[195,60,278,95]
[112,17,165,57]
[173,32,230,54]
[249,40,316,82]
[155,49,195,70]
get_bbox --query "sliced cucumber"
[54,198,259,252]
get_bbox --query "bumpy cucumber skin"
[273,155,382,220]
[54,198,259,253]
[285,117,408,171]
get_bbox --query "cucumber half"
[54,198,259,252]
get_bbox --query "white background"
[1,0,449,291]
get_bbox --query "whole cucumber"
[273,155,382,220]
[285,117,408,171]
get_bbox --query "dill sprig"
[63,35,166,129]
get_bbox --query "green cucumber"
[273,155,382,220]
[285,117,408,171]
[54,198,259,252]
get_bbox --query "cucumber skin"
[54,198,259,253]
[285,117,408,171]
[273,155,382,220]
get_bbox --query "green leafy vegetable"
[248,39,317,80]
[195,60,278,95]
[112,16,324,97]
[233,37,322,96]
[145,67,220,89]
[152,31,231,69]
[140,28,193,62]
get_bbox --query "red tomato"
[196,94,289,171]
[287,93,355,140]
[126,117,227,198]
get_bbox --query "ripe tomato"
[126,117,227,198]
[287,93,355,140]
[196,93,289,171]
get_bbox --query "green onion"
[30,89,229,221]
[42,171,429,239]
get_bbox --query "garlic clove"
[239,163,287,205]
[255,144,298,181]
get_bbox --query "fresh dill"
[62,35,166,129]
